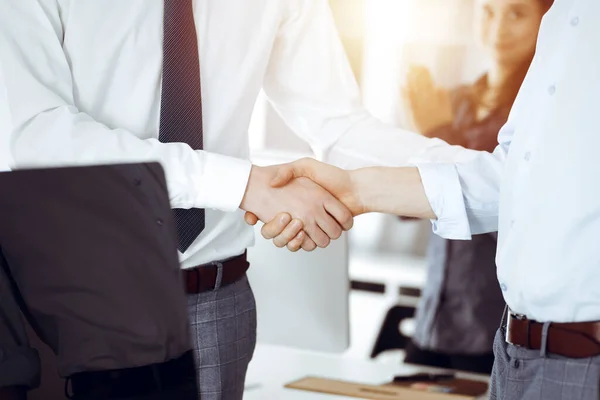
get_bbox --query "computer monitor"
[247,150,350,353]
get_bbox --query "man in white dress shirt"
[0,0,471,398]
[259,1,600,397]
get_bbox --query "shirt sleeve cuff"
[414,162,472,240]
[194,152,252,212]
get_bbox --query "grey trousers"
[187,274,257,400]
[490,327,600,399]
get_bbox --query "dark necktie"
[159,0,205,253]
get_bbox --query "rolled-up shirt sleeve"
[413,119,514,239]
[0,258,40,389]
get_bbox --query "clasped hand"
[240,159,361,252]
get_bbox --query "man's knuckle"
[343,209,353,221]
[302,240,315,251]
[318,237,330,248]
[305,221,318,233]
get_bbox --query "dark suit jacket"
[0,163,191,389]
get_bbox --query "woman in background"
[400,0,552,374]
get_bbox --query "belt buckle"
[510,311,527,320]
[506,311,531,348]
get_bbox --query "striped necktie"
[159,0,205,253]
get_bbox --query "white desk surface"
[244,344,489,399]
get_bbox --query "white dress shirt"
[416,0,600,323]
[0,76,10,173]
[0,0,470,268]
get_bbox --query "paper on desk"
[286,377,477,400]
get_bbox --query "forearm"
[7,97,253,213]
[7,108,251,211]
[351,167,436,219]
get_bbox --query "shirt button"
[524,152,531,161]
[571,16,579,26]
[133,178,142,186]
[548,85,556,95]
[500,283,508,292]
[156,219,164,226]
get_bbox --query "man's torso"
[497,0,600,322]
[56,0,291,267]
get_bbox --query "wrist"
[240,165,272,212]
[350,167,431,218]
[348,169,371,215]
[239,165,258,211]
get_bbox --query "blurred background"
[249,0,492,364]
[251,0,489,256]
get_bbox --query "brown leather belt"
[506,312,600,358]
[183,252,249,294]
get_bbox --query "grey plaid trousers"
[490,327,600,400]
[187,273,257,400]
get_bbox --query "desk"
[245,344,490,399]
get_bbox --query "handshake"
[240,158,360,252]
[240,158,434,252]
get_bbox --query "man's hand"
[244,212,308,252]
[270,158,364,215]
[244,159,363,251]
[245,160,436,250]
[240,165,353,250]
